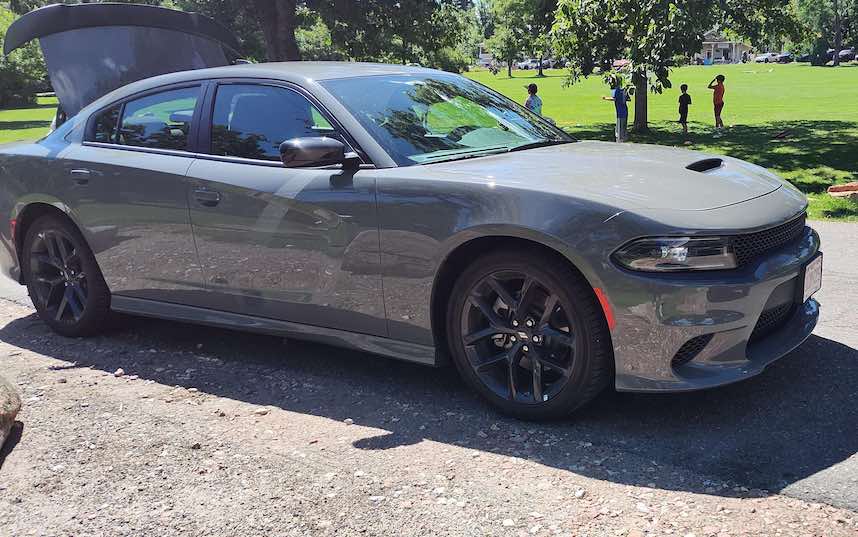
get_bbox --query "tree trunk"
[833,0,842,67]
[537,54,545,77]
[250,0,301,62]
[632,70,648,132]
[508,59,513,78]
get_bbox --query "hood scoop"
[686,158,724,173]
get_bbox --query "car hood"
[419,141,784,211]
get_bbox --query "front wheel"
[21,215,111,337]
[446,251,613,420]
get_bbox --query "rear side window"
[91,106,120,143]
[210,84,337,161]
[116,87,201,151]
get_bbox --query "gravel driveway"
[0,221,856,536]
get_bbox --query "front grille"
[732,214,806,266]
[750,303,795,343]
[671,334,713,368]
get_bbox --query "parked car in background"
[796,53,812,63]
[838,47,856,62]
[517,59,541,70]
[776,52,794,63]
[754,52,780,63]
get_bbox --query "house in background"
[695,31,753,64]
[477,43,494,67]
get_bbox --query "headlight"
[613,237,738,272]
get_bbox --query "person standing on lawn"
[602,77,630,143]
[678,84,692,136]
[708,74,726,130]
[524,83,543,115]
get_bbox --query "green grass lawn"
[0,95,57,144]
[467,63,858,220]
[2,63,857,219]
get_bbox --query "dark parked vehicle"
[796,53,812,63]
[0,4,823,419]
[776,52,794,63]
[839,47,856,62]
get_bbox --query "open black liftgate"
[3,2,242,118]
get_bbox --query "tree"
[249,0,300,61]
[553,0,802,131]
[795,0,857,65]
[1,3,47,107]
[487,25,524,76]
[311,0,475,66]
[487,0,557,76]
[6,0,478,70]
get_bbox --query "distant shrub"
[0,7,48,108]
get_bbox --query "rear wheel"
[446,250,612,420]
[21,215,111,337]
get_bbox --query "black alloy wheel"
[22,215,111,337]
[461,270,575,404]
[447,251,612,420]
[28,228,88,323]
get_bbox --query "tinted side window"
[118,87,201,151]
[210,84,337,161]
[91,106,120,143]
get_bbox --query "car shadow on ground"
[1,313,856,502]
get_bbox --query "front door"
[186,82,385,336]
[61,85,205,303]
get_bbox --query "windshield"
[321,74,574,166]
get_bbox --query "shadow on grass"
[1,313,857,508]
[569,119,858,219]
[0,120,51,131]
[0,101,57,111]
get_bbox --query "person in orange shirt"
[707,75,726,130]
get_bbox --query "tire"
[446,250,613,420]
[21,214,111,337]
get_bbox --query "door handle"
[193,188,221,207]
[70,169,91,185]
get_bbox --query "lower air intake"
[671,334,714,368]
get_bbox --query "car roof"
[81,61,447,117]
[134,61,442,88]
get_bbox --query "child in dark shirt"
[678,84,692,136]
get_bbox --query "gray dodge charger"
[0,4,822,419]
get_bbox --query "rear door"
[185,81,385,336]
[61,84,205,303]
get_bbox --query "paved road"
[1,220,856,513]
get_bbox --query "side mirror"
[279,137,360,169]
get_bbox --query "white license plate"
[803,255,823,303]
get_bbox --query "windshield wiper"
[418,146,509,164]
[507,140,574,153]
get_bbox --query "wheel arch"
[13,201,80,283]
[429,230,611,362]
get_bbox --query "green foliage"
[5,0,478,70]
[0,4,47,107]
[793,0,858,52]
[294,8,343,61]
[487,0,557,75]
[552,0,801,129]
[311,0,477,70]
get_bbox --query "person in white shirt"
[524,83,543,115]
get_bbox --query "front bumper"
[607,226,821,392]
